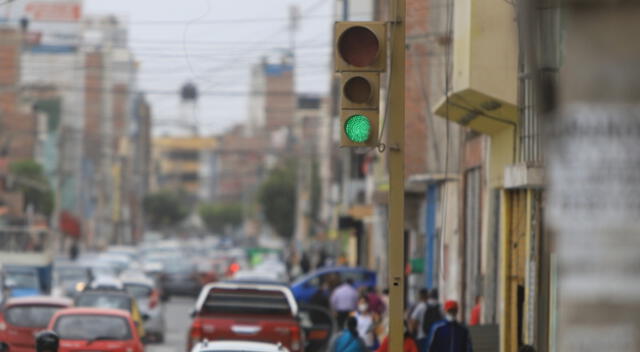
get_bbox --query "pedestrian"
[331,278,359,329]
[300,252,311,274]
[69,240,79,261]
[328,316,368,352]
[469,295,482,326]
[318,248,328,268]
[381,288,390,309]
[420,288,444,350]
[426,300,473,352]
[367,286,386,316]
[354,296,378,350]
[376,328,419,352]
[408,289,429,349]
[310,281,331,310]
[35,331,59,352]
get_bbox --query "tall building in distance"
[152,136,217,198]
[248,55,295,136]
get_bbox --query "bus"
[0,227,55,299]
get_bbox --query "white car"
[191,340,290,352]
[232,270,285,283]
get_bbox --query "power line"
[2,12,345,26]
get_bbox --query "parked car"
[190,340,290,352]
[122,275,165,343]
[74,290,145,340]
[187,282,304,352]
[48,307,144,352]
[0,266,43,298]
[51,264,92,298]
[290,267,377,304]
[0,296,72,352]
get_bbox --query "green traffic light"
[344,114,371,143]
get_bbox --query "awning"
[434,88,518,135]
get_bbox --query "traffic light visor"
[338,26,380,67]
[344,114,372,143]
[344,76,372,104]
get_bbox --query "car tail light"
[188,319,203,350]
[290,326,302,352]
[308,329,329,340]
[149,289,159,309]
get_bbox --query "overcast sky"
[84,0,333,136]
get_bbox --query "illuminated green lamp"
[344,114,371,143]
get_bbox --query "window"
[201,288,292,316]
[124,284,152,300]
[167,150,199,161]
[5,305,62,328]
[4,269,39,290]
[75,294,131,312]
[181,173,198,182]
[54,315,132,340]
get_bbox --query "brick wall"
[0,28,37,162]
[112,83,128,150]
[84,52,103,162]
[265,67,295,132]
[404,0,430,177]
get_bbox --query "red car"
[0,296,73,352]
[48,308,144,352]
[188,282,304,352]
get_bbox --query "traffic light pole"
[387,0,405,351]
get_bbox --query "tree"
[258,160,297,240]
[198,203,243,234]
[9,160,54,218]
[142,190,190,229]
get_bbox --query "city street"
[2,0,639,352]
[147,297,195,352]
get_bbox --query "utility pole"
[387,0,405,350]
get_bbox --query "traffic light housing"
[335,22,386,147]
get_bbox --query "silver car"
[122,274,165,343]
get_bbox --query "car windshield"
[55,267,89,283]
[164,261,194,274]
[201,288,292,316]
[75,294,131,312]
[5,305,62,328]
[4,270,39,289]
[124,284,152,299]
[90,265,118,278]
[54,315,132,340]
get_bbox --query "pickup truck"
[187,282,304,352]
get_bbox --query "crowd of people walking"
[319,279,475,352]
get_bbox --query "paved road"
[147,296,195,352]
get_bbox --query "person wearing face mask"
[353,296,378,350]
[426,300,473,352]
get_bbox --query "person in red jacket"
[375,329,418,352]
[469,296,482,326]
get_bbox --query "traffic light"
[335,22,386,147]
